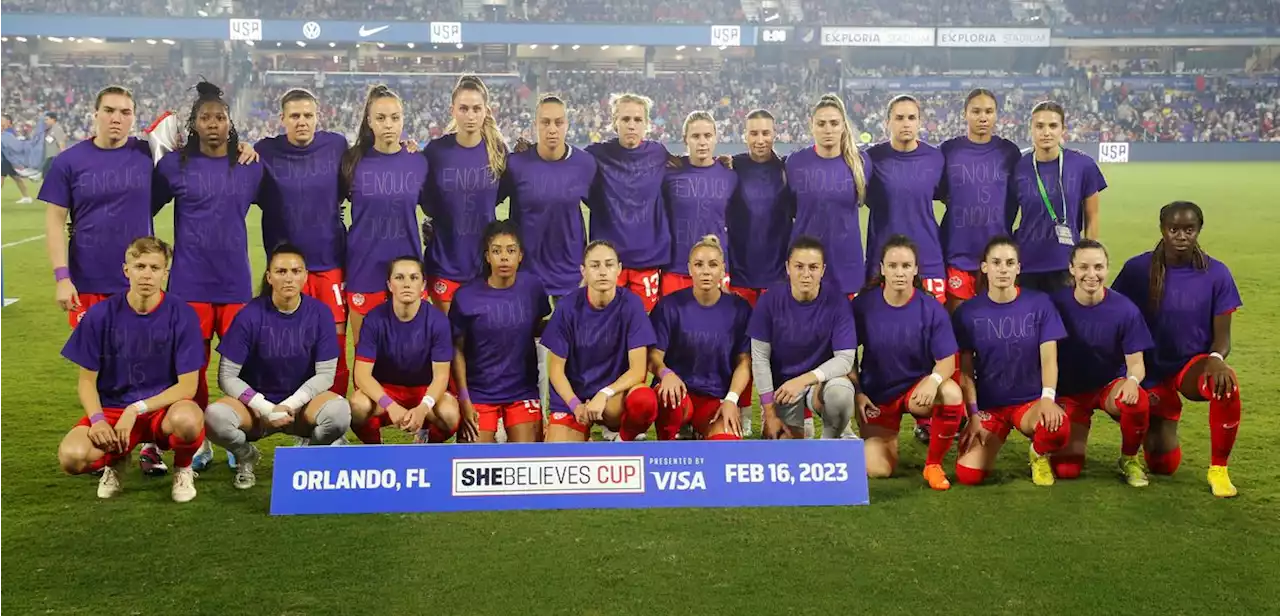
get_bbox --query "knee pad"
[1144,447,1182,476]
[955,464,987,486]
[1050,454,1085,479]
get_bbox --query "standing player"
[1112,201,1243,497]
[451,222,551,443]
[203,244,352,489]
[1050,240,1153,487]
[341,85,428,347]
[660,111,738,295]
[542,241,659,442]
[952,237,1070,487]
[851,236,964,490]
[938,89,1022,311]
[1011,101,1106,292]
[749,236,858,439]
[254,88,351,396]
[55,237,204,502]
[423,75,506,313]
[786,94,871,297]
[650,235,752,440]
[585,93,672,312]
[350,257,461,444]
[1,113,35,203]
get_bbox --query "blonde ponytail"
[814,94,866,204]
[447,75,507,182]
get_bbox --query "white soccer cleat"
[171,467,198,503]
[803,417,815,439]
[741,415,754,438]
[232,447,261,490]
[15,196,34,204]
[600,427,620,442]
[495,418,508,443]
[97,465,124,499]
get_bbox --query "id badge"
[1054,224,1074,246]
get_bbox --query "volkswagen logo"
[302,21,322,40]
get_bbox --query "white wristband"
[1041,387,1056,400]
[129,400,149,413]
[1209,352,1225,362]
[281,393,308,412]
[248,393,275,417]
[928,373,944,385]
[723,391,741,405]
[600,387,616,398]
[810,368,827,383]
[1127,375,1140,383]
[421,394,437,410]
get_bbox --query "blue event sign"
[270,439,869,515]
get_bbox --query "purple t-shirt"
[153,151,263,304]
[786,146,873,294]
[584,139,671,270]
[853,287,958,403]
[728,153,792,290]
[541,287,656,411]
[217,295,340,403]
[423,134,501,283]
[663,159,738,276]
[651,289,752,399]
[254,131,346,271]
[937,136,1021,272]
[1112,252,1242,383]
[449,275,551,404]
[747,282,858,387]
[502,146,596,297]
[355,299,453,388]
[345,148,428,293]
[1012,149,1107,274]
[1051,288,1153,395]
[953,289,1066,409]
[61,293,204,409]
[866,141,946,280]
[38,138,155,295]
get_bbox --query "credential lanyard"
[1033,148,1067,225]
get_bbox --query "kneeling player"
[851,236,963,490]
[650,236,752,440]
[1112,201,1243,497]
[56,237,205,502]
[204,245,352,489]
[351,257,461,444]
[543,240,659,442]
[1050,240,1154,486]
[953,237,1070,486]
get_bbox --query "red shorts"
[862,382,926,432]
[946,267,978,302]
[922,277,947,304]
[662,392,723,434]
[69,292,112,328]
[347,290,433,316]
[189,302,246,339]
[303,268,346,324]
[474,399,543,433]
[975,400,1039,441]
[728,285,763,308]
[428,276,464,304]
[75,406,172,452]
[618,268,661,312]
[1058,377,1126,426]
[381,383,456,443]
[548,410,597,435]
[1147,354,1209,422]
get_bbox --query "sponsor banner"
[820,26,935,47]
[842,77,1069,91]
[270,440,869,515]
[937,27,1051,47]
[710,24,741,47]
[228,18,262,41]
[430,21,462,44]
[1098,142,1130,163]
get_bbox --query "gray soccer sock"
[205,402,255,459]
[310,397,352,445]
[819,377,857,439]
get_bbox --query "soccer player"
[660,111,738,295]
[350,257,461,445]
[56,236,204,502]
[1011,101,1106,293]
[152,80,264,419]
[204,244,351,489]
[254,88,351,396]
[786,94,871,298]
[543,241,659,442]
[341,84,429,347]
[423,75,506,313]
[938,89,1022,311]
[1050,239,1153,487]
[866,95,947,302]
[504,94,598,301]
[451,221,551,443]
[952,237,1070,487]
[851,235,963,490]
[650,235,752,440]
[585,93,672,312]
[1112,201,1243,497]
[749,236,858,439]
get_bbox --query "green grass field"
[2,163,1278,615]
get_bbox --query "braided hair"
[1148,200,1209,312]
[180,79,238,169]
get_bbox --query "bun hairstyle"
[689,234,724,261]
[258,242,307,297]
[447,75,508,182]
[181,79,238,169]
[812,94,866,204]
[340,83,400,196]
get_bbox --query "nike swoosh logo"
[359,25,389,37]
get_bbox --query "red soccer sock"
[1050,454,1085,479]
[1115,388,1150,457]
[1145,446,1182,475]
[1200,376,1241,467]
[195,340,213,409]
[354,414,386,445]
[1032,420,1071,456]
[706,432,741,441]
[331,333,350,396]
[655,395,689,441]
[169,429,206,468]
[620,388,658,441]
[955,464,987,486]
[926,403,963,465]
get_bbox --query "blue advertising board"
[270,439,869,515]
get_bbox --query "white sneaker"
[171,467,198,502]
[15,196,33,204]
[741,415,754,438]
[803,417,815,439]
[495,418,508,443]
[293,436,311,447]
[329,436,349,446]
[600,427,620,442]
[232,446,261,490]
[841,422,858,439]
[97,464,124,499]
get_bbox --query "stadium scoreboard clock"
[759,26,793,44]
